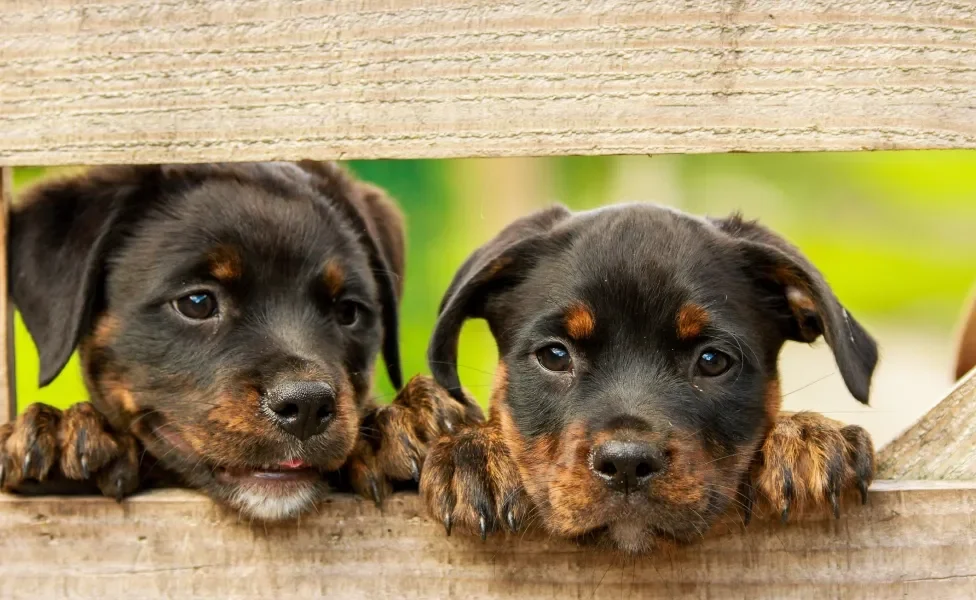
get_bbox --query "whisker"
[782,371,838,397]
[708,483,754,513]
[428,361,498,378]
[687,508,707,540]
[700,449,757,467]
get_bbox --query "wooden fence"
[1,1,975,598]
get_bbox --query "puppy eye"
[696,349,732,377]
[336,300,360,326]
[174,292,217,320]
[537,344,572,372]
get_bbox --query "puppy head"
[11,162,404,520]
[430,203,877,552]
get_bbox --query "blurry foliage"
[12,152,976,411]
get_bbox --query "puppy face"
[11,162,404,520]
[430,204,877,552]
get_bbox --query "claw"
[369,476,382,507]
[780,469,794,524]
[479,514,488,541]
[410,459,421,482]
[443,512,453,537]
[76,429,88,474]
[80,456,90,480]
[501,497,519,532]
[858,479,869,505]
[827,470,842,519]
[741,481,755,527]
[115,477,125,503]
[0,461,5,488]
[22,451,33,477]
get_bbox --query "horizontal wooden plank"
[1,481,975,599]
[2,0,975,165]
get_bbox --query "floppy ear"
[10,167,151,387]
[349,181,406,390]
[429,205,572,405]
[352,182,406,299]
[297,160,406,390]
[712,215,879,404]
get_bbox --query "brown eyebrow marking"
[676,303,710,339]
[564,302,595,340]
[208,245,242,282]
[100,371,139,414]
[90,314,120,348]
[323,260,345,297]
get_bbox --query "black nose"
[590,440,665,493]
[263,381,336,441]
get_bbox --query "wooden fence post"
[877,366,976,479]
[0,167,14,422]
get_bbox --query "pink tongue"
[279,459,306,470]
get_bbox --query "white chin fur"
[228,485,319,521]
[608,521,653,554]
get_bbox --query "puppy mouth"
[215,459,321,485]
[132,410,339,521]
[594,489,726,551]
[549,484,722,552]
[590,519,701,553]
[213,458,332,522]
[137,412,331,485]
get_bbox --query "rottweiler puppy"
[420,203,877,552]
[0,162,473,520]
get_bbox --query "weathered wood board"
[0,481,974,600]
[2,0,975,165]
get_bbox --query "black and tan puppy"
[0,162,471,520]
[420,203,877,552]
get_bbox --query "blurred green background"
[11,152,976,414]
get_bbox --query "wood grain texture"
[2,0,976,165]
[0,168,12,424]
[0,482,974,599]
[878,366,976,480]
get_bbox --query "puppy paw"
[419,424,530,540]
[750,412,874,523]
[0,402,141,500]
[346,375,483,505]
